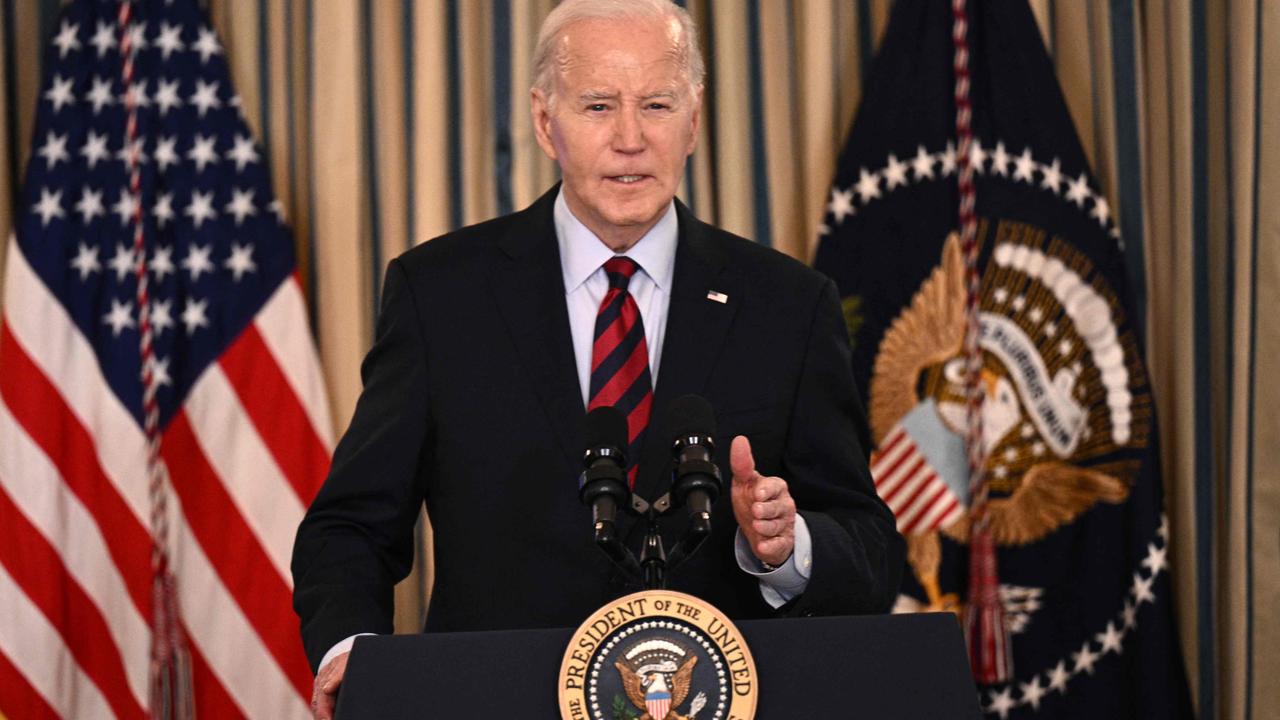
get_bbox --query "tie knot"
[603,256,640,291]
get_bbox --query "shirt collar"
[555,187,678,294]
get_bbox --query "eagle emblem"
[615,639,707,720]
[869,226,1149,619]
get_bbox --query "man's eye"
[647,103,670,110]
[586,104,608,112]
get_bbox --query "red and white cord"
[116,1,194,716]
[951,0,1011,684]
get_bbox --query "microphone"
[579,406,629,534]
[579,406,640,579]
[666,395,721,562]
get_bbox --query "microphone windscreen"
[668,394,716,438]
[584,405,629,451]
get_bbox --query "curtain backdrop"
[0,2,1274,718]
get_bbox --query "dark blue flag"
[813,1,1192,717]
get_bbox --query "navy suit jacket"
[291,187,904,672]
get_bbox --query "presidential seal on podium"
[559,590,758,720]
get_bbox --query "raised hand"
[729,435,796,567]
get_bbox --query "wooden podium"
[335,612,981,718]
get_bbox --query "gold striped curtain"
[1,2,1275,718]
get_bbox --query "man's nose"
[611,109,645,154]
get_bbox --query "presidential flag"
[0,0,332,717]
[814,0,1192,717]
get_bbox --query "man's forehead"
[556,13,684,47]
[554,47,688,96]
[553,16,685,70]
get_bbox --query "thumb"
[730,435,756,483]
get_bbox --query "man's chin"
[566,185,674,241]
[602,193,670,225]
[600,208,664,233]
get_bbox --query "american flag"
[871,425,966,536]
[0,1,332,717]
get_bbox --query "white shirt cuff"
[319,633,376,674]
[734,513,813,608]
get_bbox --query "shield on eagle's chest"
[645,689,671,719]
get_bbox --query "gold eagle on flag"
[868,229,1147,613]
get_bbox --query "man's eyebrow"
[575,90,681,102]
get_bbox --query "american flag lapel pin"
[706,290,728,304]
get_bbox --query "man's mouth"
[607,175,649,185]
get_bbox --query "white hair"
[531,0,705,102]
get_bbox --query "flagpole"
[116,1,195,716]
[951,0,1011,685]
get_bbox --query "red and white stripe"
[0,240,332,717]
[646,696,671,720]
[870,425,965,536]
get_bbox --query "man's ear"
[530,88,558,161]
[685,86,703,157]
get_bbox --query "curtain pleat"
[411,0,451,245]
[11,0,42,184]
[1242,4,1279,717]
[308,0,370,428]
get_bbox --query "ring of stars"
[588,619,730,720]
[823,140,1124,246]
[981,515,1171,718]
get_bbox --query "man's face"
[531,16,701,249]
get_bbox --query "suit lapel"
[488,187,585,469]
[633,203,741,503]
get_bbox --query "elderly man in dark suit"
[293,1,903,717]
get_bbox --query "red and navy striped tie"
[588,257,653,486]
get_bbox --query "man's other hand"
[730,435,796,567]
[311,651,349,720]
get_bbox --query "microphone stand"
[639,510,668,589]
[635,488,710,591]
[589,483,714,591]
[590,495,684,591]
